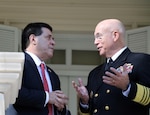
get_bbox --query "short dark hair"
[21,22,53,51]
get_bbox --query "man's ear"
[113,31,119,42]
[29,34,36,45]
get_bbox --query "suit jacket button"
[106,89,110,93]
[93,109,97,113]
[105,106,109,110]
[94,93,98,97]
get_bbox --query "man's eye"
[95,36,101,39]
[46,36,53,40]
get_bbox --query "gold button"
[106,89,110,93]
[94,93,98,97]
[105,106,109,110]
[93,109,97,113]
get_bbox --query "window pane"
[46,49,66,64]
[72,50,104,65]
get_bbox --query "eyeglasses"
[94,33,102,40]
[94,31,115,40]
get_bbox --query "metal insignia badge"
[117,63,133,73]
[48,69,51,72]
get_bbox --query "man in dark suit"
[72,19,150,115]
[13,22,69,115]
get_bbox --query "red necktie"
[40,63,52,115]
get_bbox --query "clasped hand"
[49,90,68,111]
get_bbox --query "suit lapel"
[112,48,131,69]
[47,67,54,90]
[91,64,106,93]
[47,67,60,91]
[25,53,44,87]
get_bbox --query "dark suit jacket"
[13,52,66,115]
[80,48,150,115]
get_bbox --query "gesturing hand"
[72,78,89,104]
[103,64,130,90]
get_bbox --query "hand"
[72,78,89,104]
[103,65,130,90]
[49,90,68,110]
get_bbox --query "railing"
[0,52,24,115]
